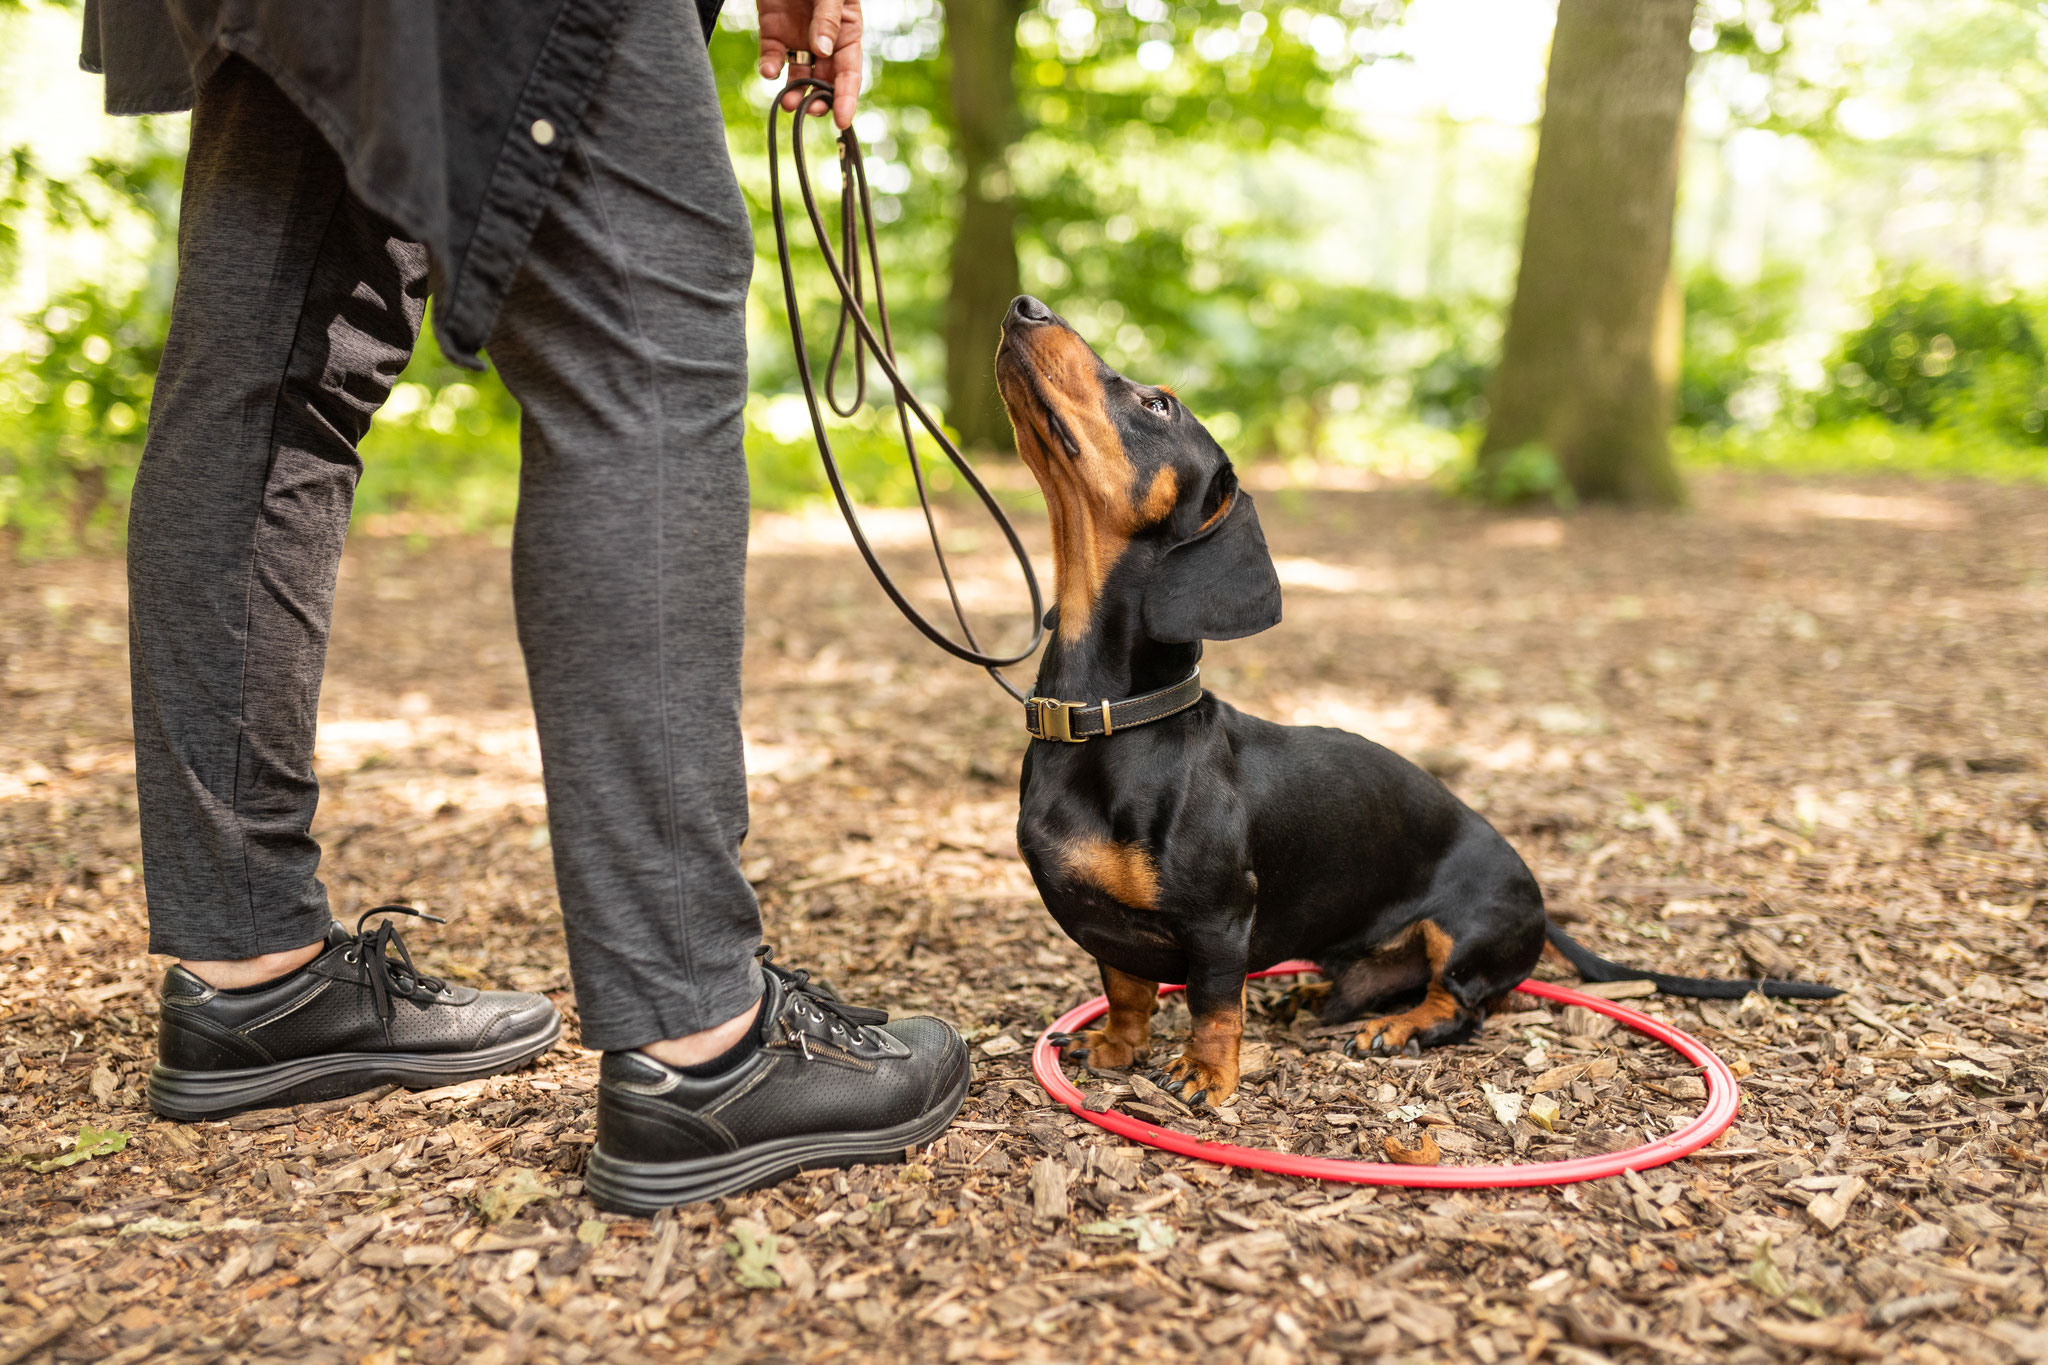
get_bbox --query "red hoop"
[1030,962,1740,1188]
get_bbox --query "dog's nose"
[1007,295,1054,326]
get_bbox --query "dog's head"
[995,295,1281,645]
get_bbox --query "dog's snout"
[1007,294,1054,327]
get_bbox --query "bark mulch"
[1,470,2044,1364]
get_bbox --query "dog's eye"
[1144,395,1171,416]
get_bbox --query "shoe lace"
[352,905,450,1028]
[756,944,888,1054]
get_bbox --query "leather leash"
[767,82,1205,743]
[767,77,1044,703]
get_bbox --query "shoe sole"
[584,1051,972,1214]
[147,1013,564,1121]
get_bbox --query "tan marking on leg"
[1162,982,1245,1106]
[1065,966,1158,1069]
[1351,921,1463,1052]
[1061,838,1160,910]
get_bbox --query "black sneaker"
[585,949,970,1213]
[148,906,561,1121]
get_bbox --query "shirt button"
[530,119,557,146]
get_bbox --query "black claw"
[1071,1048,1091,1063]
[1046,1032,1075,1047]
[1187,1090,1208,1107]
[1369,1034,1389,1056]
[1343,1038,1359,1057]
[1402,1038,1422,1058]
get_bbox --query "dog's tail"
[1544,921,1841,1001]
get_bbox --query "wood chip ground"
[2,473,2045,1363]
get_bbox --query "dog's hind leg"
[1060,964,1159,1070]
[1346,916,1536,1056]
[1314,926,1433,1025]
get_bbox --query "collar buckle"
[1030,697,1086,743]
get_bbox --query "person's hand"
[758,0,865,130]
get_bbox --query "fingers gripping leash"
[768,80,1045,702]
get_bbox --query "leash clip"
[1030,697,1086,743]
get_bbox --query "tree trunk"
[941,0,1026,453]
[1479,0,1695,506]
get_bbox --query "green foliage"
[1676,418,2048,484]
[13,0,2048,555]
[1680,264,1800,429]
[25,1123,128,1172]
[352,317,523,531]
[1410,298,1499,431]
[1449,442,1576,509]
[1818,278,2047,443]
[0,282,164,550]
[0,110,182,553]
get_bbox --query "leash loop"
[768,80,1045,701]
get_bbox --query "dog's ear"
[1141,470,1282,643]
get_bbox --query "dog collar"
[1023,671,1205,743]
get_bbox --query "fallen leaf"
[29,1124,128,1172]
[577,1219,607,1246]
[89,1066,119,1105]
[726,1219,783,1289]
[475,1167,558,1224]
[1743,1239,1790,1298]
[1482,1084,1524,1127]
[1382,1131,1442,1165]
[1077,1214,1177,1254]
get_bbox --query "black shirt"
[81,0,723,367]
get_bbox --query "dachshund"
[994,294,1838,1107]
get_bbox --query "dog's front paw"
[1061,1027,1146,1070]
[1158,1051,1239,1108]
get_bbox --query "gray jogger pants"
[127,0,764,1050]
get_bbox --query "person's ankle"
[178,940,325,991]
[639,996,764,1070]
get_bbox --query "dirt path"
[2,471,2044,1364]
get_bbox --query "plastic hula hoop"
[1030,961,1739,1188]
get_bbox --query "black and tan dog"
[995,294,1838,1108]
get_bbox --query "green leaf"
[1743,1239,1791,1298]
[725,1220,783,1290]
[474,1167,558,1224]
[1075,1214,1177,1254]
[28,1124,128,1173]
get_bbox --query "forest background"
[3,0,2047,555]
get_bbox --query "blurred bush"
[1817,277,2048,444]
[0,124,181,556]
[1679,264,1799,430]
[0,283,163,553]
